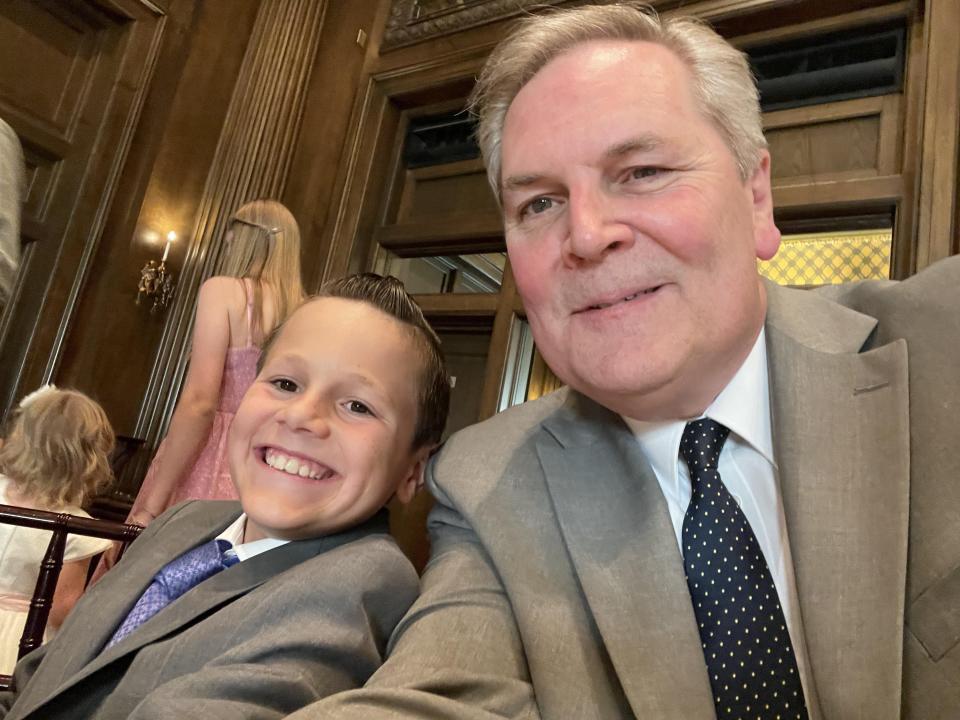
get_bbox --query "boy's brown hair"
[259,274,450,450]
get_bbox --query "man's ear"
[394,447,431,505]
[749,151,781,261]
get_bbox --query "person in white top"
[291,4,960,720]
[0,386,115,674]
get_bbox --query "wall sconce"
[137,231,176,312]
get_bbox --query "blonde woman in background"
[126,199,305,528]
[0,386,115,673]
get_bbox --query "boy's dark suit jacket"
[0,500,418,720]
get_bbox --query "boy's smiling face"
[228,297,429,542]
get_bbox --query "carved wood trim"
[381,0,804,50]
[382,0,564,51]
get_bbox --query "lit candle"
[162,231,176,263]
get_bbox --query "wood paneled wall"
[0,0,187,418]
[0,0,383,497]
[1,0,958,505]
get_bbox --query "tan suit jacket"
[294,256,960,720]
[0,501,419,720]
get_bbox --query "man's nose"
[562,188,634,265]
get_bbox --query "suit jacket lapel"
[29,502,238,688]
[765,282,910,720]
[538,393,716,719]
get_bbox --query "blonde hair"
[468,2,767,200]
[216,199,305,341]
[0,388,115,508]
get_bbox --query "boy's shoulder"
[146,503,417,596]
[273,512,416,586]
[152,499,241,529]
[248,521,419,628]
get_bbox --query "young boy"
[0,274,450,720]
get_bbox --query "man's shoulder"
[815,254,960,306]
[764,255,960,351]
[427,389,570,506]
[814,255,960,340]
[442,387,570,454]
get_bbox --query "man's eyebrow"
[501,135,665,193]
[605,135,662,159]
[501,173,545,193]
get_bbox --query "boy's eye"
[270,378,298,393]
[346,400,373,416]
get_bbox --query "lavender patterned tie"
[106,538,237,649]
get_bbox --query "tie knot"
[155,539,235,597]
[680,418,729,471]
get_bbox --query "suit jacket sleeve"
[287,457,540,720]
[123,536,420,720]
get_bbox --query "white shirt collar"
[621,327,774,467]
[216,513,289,563]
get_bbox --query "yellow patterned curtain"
[758,229,892,286]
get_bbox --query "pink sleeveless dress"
[133,280,260,513]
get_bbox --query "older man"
[296,4,960,720]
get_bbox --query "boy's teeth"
[264,449,324,479]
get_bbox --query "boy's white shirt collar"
[216,513,289,562]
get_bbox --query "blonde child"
[0,386,115,674]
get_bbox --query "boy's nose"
[279,395,331,436]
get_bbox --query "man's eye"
[347,400,373,415]
[630,166,661,180]
[522,197,553,216]
[270,378,298,393]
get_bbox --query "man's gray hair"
[468,2,767,201]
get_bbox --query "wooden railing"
[0,505,142,691]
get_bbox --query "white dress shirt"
[621,328,815,707]
[216,513,288,563]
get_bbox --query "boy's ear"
[394,446,431,505]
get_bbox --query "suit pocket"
[908,563,960,661]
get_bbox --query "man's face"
[500,40,780,420]
[228,298,427,542]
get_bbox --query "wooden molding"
[914,0,960,267]
[414,292,499,316]
[773,174,903,209]
[478,259,517,420]
[375,214,504,256]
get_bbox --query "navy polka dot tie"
[680,419,807,720]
